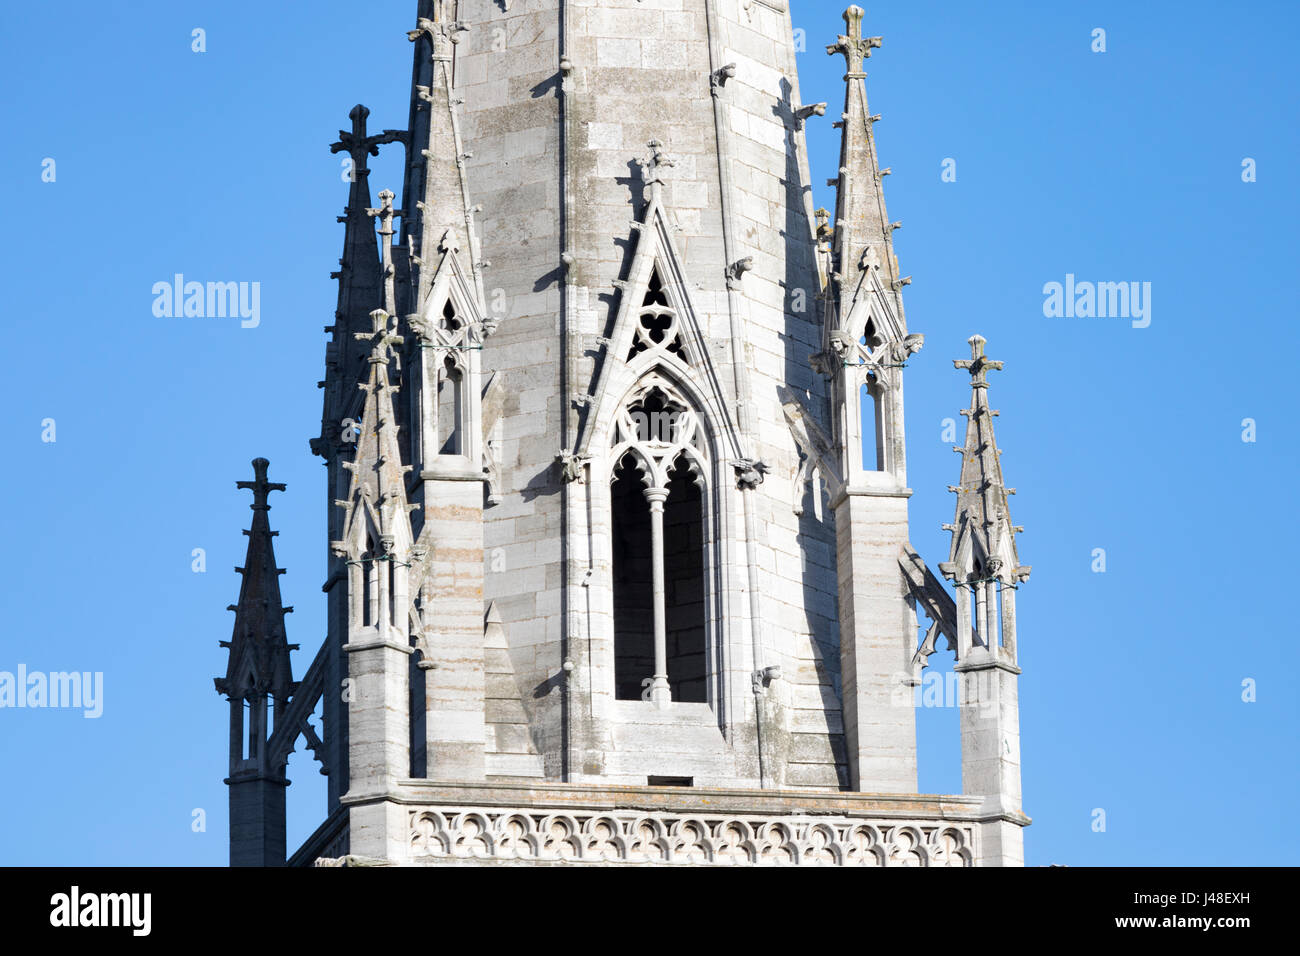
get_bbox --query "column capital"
[642,486,669,506]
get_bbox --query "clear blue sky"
[1,0,1295,866]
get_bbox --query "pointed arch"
[609,369,711,489]
[825,256,922,480]
[409,230,490,477]
[576,196,744,464]
[606,364,716,707]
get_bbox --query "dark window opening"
[860,383,883,471]
[437,355,463,455]
[648,776,694,787]
[663,457,706,703]
[611,454,707,703]
[612,458,653,701]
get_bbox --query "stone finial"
[330,105,404,178]
[953,334,1004,390]
[637,140,676,198]
[367,191,403,316]
[815,207,834,245]
[356,309,405,366]
[236,457,286,514]
[827,6,882,75]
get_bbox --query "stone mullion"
[644,486,671,709]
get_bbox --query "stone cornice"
[363,779,991,821]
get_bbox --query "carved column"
[644,486,671,709]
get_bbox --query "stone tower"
[216,0,1031,867]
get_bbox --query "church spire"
[332,309,417,606]
[332,310,421,837]
[216,458,297,705]
[942,337,1030,862]
[941,335,1030,655]
[216,457,297,867]
[405,5,481,308]
[401,4,493,479]
[816,5,920,485]
[315,105,405,459]
[827,5,904,308]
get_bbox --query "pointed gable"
[411,229,493,346]
[575,141,742,463]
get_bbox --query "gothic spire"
[216,458,298,704]
[405,6,484,311]
[942,336,1030,587]
[315,105,405,458]
[826,5,906,323]
[332,310,419,642]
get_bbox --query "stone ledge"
[380,779,987,821]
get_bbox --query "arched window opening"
[362,535,377,628]
[246,693,259,760]
[437,354,464,455]
[860,382,883,471]
[434,301,466,456]
[385,537,398,630]
[663,456,706,702]
[849,316,886,472]
[968,559,1003,650]
[609,372,710,706]
[409,643,427,778]
[612,456,653,701]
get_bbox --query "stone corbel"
[732,458,768,490]
[711,63,737,93]
[809,350,840,379]
[556,450,592,484]
[407,17,469,62]
[794,103,827,130]
[726,257,755,290]
[888,333,925,366]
